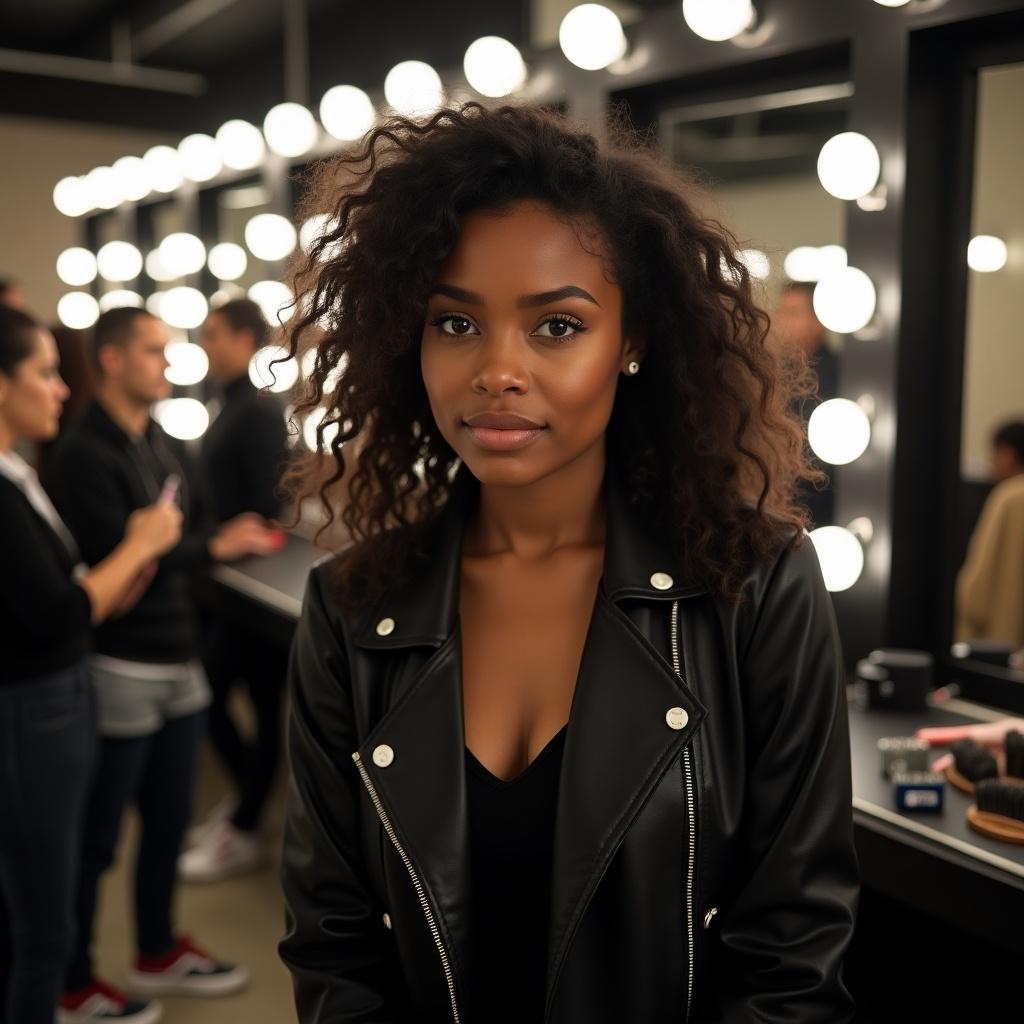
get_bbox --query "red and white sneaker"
[57,978,162,1022]
[125,934,249,997]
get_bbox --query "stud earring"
[626,360,640,375]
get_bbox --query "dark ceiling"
[0,0,673,134]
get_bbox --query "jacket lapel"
[349,460,710,1014]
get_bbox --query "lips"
[463,411,545,430]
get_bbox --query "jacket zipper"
[670,599,695,1024]
[351,751,461,1024]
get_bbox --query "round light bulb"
[319,85,376,141]
[808,399,871,465]
[813,266,876,334]
[96,241,143,282]
[558,4,627,70]
[158,232,206,277]
[143,145,184,193]
[210,284,245,307]
[98,290,143,312]
[384,60,444,117]
[817,132,881,201]
[464,36,527,98]
[302,405,340,451]
[85,166,121,209]
[57,292,100,329]
[784,245,823,282]
[301,348,347,392]
[53,176,90,217]
[682,0,755,42]
[153,398,209,440]
[112,156,149,202]
[215,119,266,171]
[145,248,178,283]
[244,213,297,262]
[737,248,770,280]
[248,280,295,324]
[207,242,248,281]
[178,133,222,182]
[808,526,864,592]
[967,235,1008,273]
[817,244,848,276]
[249,344,299,393]
[160,286,208,329]
[164,341,209,386]
[263,102,319,157]
[146,291,167,317]
[56,247,97,287]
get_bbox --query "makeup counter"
[210,532,1024,960]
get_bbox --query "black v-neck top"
[464,722,568,1021]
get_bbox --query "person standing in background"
[773,280,841,527]
[46,307,280,1023]
[0,306,181,1024]
[955,420,1024,647]
[179,299,292,881]
[0,279,27,311]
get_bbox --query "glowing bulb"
[178,133,222,182]
[808,399,871,465]
[319,85,375,141]
[111,155,148,203]
[210,284,245,307]
[159,233,206,277]
[160,286,208,329]
[300,348,347,392]
[263,102,319,157]
[85,166,121,209]
[96,241,143,282]
[207,242,247,281]
[56,247,97,287]
[145,248,178,283]
[817,132,881,201]
[244,213,297,261]
[813,266,876,333]
[98,290,143,312]
[53,176,90,217]
[967,235,1008,273]
[249,344,299,393]
[57,292,100,329]
[737,248,770,280]
[682,0,755,41]
[302,406,340,451]
[153,398,209,440]
[215,119,266,170]
[384,60,444,116]
[248,280,295,324]
[808,526,864,592]
[558,4,627,70]
[464,37,527,97]
[164,341,209,386]
[143,145,184,193]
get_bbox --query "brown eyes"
[428,313,587,343]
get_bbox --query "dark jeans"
[0,662,96,1024]
[202,616,287,832]
[65,707,206,992]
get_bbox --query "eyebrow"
[428,283,600,308]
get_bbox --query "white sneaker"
[185,796,237,848]
[125,935,249,997]
[178,819,263,883]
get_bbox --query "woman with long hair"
[277,100,857,1023]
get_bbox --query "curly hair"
[281,99,824,617]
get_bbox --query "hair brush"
[944,739,999,794]
[967,778,1024,844]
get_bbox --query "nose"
[471,330,530,394]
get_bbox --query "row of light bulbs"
[52,0,921,218]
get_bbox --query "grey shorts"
[88,655,211,738]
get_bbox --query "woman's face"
[420,199,643,488]
[0,329,69,443]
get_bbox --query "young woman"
[0,306,181,1024]
[277,101,859,1023]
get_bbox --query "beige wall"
[0,115,176,323]
[961,63,1024,477]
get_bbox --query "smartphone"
[158,474,181,505]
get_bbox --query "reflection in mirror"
[661,82,849,527]
[952,62,1024,669]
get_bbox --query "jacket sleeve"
[713,533,860,1023]
[278,565,400,1023]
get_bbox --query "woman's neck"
[465,438,608,561]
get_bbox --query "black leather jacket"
[278,461,860,1023]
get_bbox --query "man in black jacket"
[46,307,278,1023]
[179,298,292,883]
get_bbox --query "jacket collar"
[352,458,707,650]
[82,397,157,450]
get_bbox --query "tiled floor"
[92,739,295,1023]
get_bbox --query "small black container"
[856,648,933,711]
